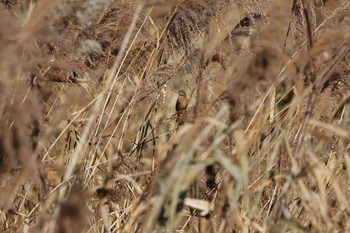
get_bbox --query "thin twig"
[293,0,316,159]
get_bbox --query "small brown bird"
[176,90,188,112]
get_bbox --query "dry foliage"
[1,0,350,232]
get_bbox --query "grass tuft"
[1,0,350,232]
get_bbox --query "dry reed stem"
[2,0,350,232]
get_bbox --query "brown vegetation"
[1,0,350,232]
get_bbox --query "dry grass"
[1,0,350,232]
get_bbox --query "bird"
[175,90,188,113]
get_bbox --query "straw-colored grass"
[1,0,350,232]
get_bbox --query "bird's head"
[178,90,186,97]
